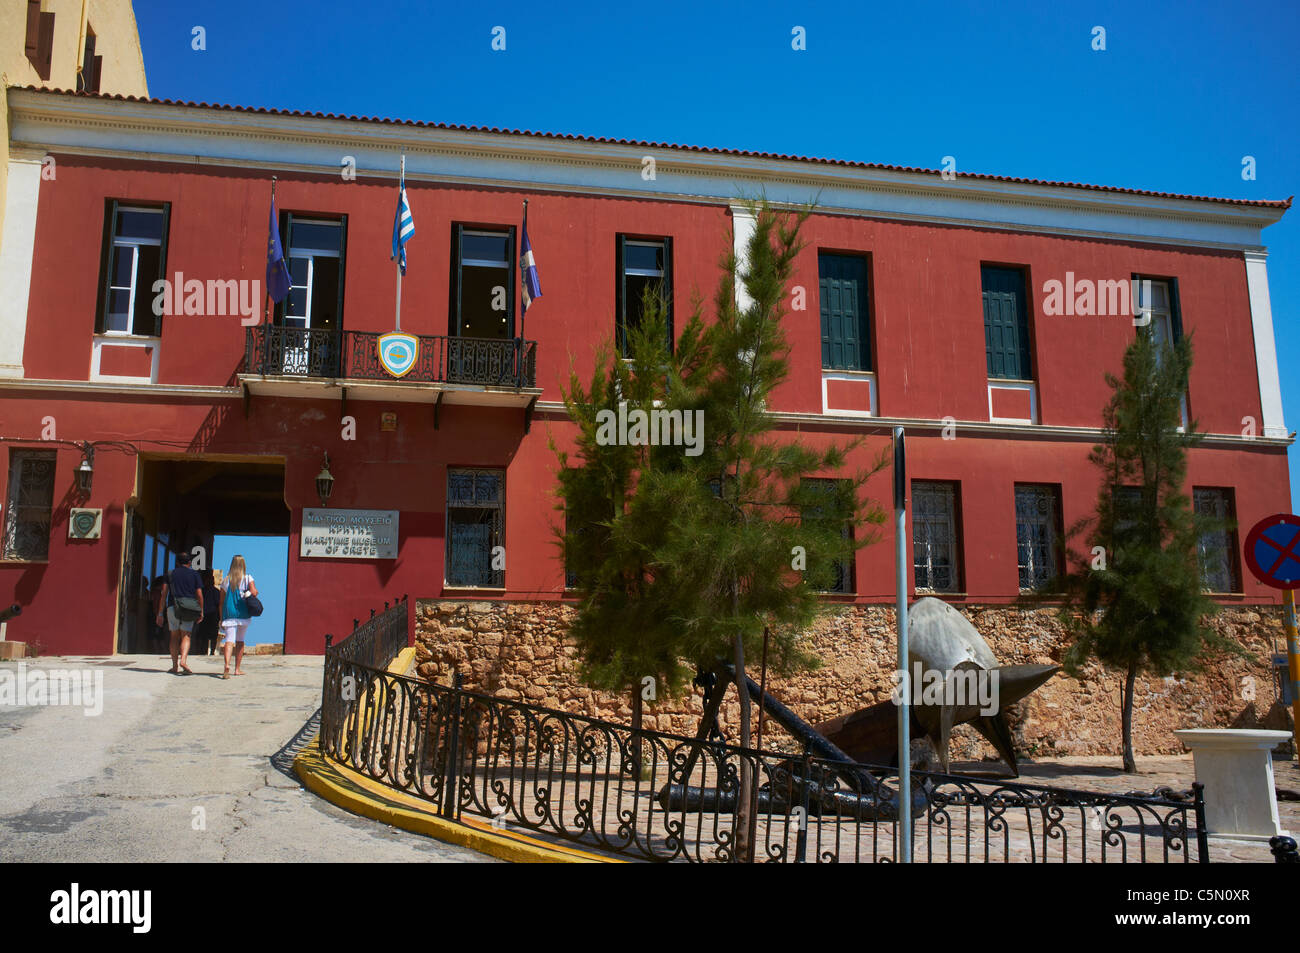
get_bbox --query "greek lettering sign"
[301,508,399,559]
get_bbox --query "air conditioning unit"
[68,508,103,539]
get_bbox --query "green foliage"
[552,202,888,695]
[1058,328,1237,679]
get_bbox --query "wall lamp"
[76,443,95,495]
[316,452,335,507]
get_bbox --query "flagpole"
[395,156,404,332]
[265,176,277,327]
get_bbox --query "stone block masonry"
[413,600,1292,762]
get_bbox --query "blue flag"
[265,198,291,304]
[392,172,415,275]
[520,216,541,315]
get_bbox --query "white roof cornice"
[7,89,1288,251]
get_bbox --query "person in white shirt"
[218,555,258,679]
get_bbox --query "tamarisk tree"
[1057,327,1237,772]
[553,203,886,857]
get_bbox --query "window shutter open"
[95,200,119,334]
[34,10,55,81]
[335,214,348,330]
[615,234,627,355]
[451,223,464,336]
[151,203,171,336]
[25,1,41,58]
[662,236,673,349]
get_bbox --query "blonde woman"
[218,555,258,679]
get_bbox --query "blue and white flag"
[265,197,291,304]
[519,210,541,314]
[391,169,415,275]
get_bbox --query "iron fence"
[245,326,537,388]
[319,601,1206,863]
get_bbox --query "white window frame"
[103,205,165,338]
[285,218,342,330]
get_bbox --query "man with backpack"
[156,551,203,675]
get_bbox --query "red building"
[0,87,1291,656]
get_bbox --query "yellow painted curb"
[293,738,621,864]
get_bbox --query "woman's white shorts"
[220,621,250,645]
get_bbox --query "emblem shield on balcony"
[377,332,419,378]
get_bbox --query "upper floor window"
[913,481,961,592]
[78,24,102,93]
[446,468,505,588]
[277,215,346,331]
[1133,277,1180,347]
[452,226,514,340]
[1193,487,1238,593]
[1015,483,1060,591]
[818,253,871,371]
[617,235,672,357]
[982,265,1032,381]
[97,202,170,337]
[3,450,56,562]
[25,2,54,81]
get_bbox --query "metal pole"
[1285,589,1300,758]
[893,426,911,862]
[395,156,404,332]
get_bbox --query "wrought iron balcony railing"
[244,326,537,388]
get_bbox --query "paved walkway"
[0,655,492,862]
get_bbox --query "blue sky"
[133,0,1299,502]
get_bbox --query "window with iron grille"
[446,469,505,587]
[1194,487,1238,592]
[913,481,960,592]
[801,478,854,594]
[3,451,57,562]
[1015,483,1060,591]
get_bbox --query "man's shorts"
[166,605,196,633]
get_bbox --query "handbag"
[245,594,264,617]
[171,572,202,622]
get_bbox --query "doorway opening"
[117,456,288,654]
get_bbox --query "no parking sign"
[1244,513,1300,589]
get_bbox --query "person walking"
[194,569,220,657]
[156,552,203,675]
[218,555,258,679]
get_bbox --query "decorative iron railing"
[245,326,537,388]
[319,601,1207,863]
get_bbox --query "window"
[983,266,1032,380]
[78,24,102,93]
[25,2,55,81]
[277,215,346,331]
[3,451,57,562]
[451,226,514,339]
[913,481,961,592]
[446,469,505,587]
[818,253,871,371]
[1133,277,1180,346]
[1194,488,1238,593]
[617,235,672,357]
[97,202,170,336]
[1015,484,1060,590]
[801,478,854,594]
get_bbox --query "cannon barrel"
[0,603,20,624]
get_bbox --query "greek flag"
[519,212,542,314]
[391,169,415,275]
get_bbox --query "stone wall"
[412,599,1292,762]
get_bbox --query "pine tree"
[1058,327,1238,772]
[553,202,887,857]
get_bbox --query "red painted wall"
[0,155,1289,656]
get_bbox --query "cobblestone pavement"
[0,655,494,863]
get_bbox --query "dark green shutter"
[335,214,347,330]
[661,236,673,351]
[95,199,119,334]
[151,203,171,336]
[818,253,869,371]
[506,225,516,338]
[982,266,1030,380]
[615,234,627,356]
[452,223,464,337]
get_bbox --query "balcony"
[240,326,539,412]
